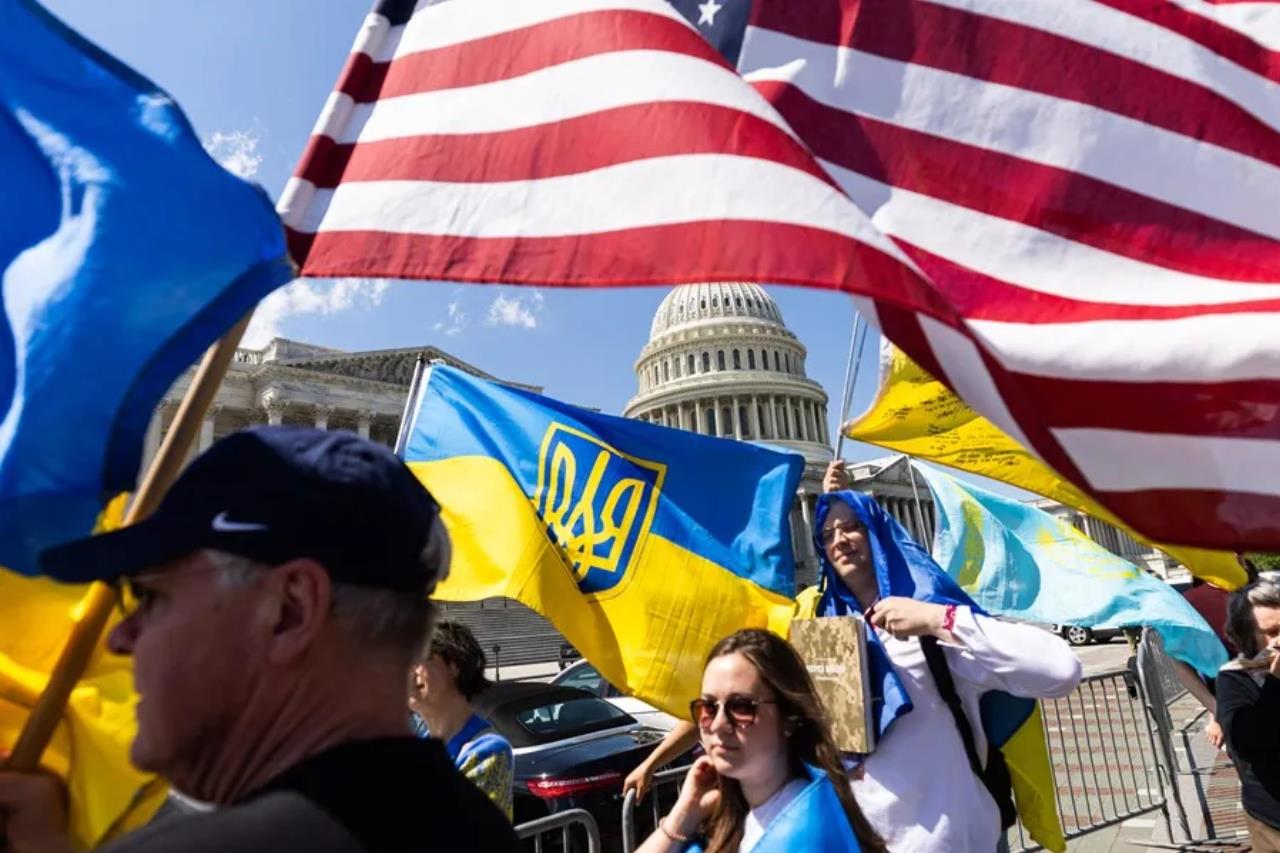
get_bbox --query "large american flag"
[281,0,1280,551]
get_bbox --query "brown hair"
[698,629,885,853]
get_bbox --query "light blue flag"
[0,0,293,574]
[914,461,1228,677]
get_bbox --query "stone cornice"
[639,325,804,364]
[256,346,542,393]
[624,376,828,413]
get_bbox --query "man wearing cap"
[0,426,520,852]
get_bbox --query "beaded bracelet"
[659,817,692,843]
[942,603,958,633]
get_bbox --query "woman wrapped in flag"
[635,629,884,853]
[627,463,1082,852]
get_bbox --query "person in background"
[1218,580,1280,852]
[0,427,519,853]
[408,620,514,818]
[636,629,883,853]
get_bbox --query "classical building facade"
[141,338,539,473]
[623,283,837,585]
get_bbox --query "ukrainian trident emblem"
[533,423,665,595]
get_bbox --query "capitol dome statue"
[623,283,833,583]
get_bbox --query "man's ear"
[265,558,332,665]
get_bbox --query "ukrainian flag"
[402,366,802,714]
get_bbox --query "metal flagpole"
[833,313,862,459]
[834,308,870,460]
[393,356,430,457]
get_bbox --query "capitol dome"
[623,283,832,469]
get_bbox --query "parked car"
[1052,623,1128,646]
[551,660,682,732]
[472,682,684,851]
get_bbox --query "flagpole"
[393,356,429,457]
[3,312,254,772]
[833,307,869,460]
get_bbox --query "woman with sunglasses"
[636,628,884,853]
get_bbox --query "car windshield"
[555,663,604,693]
[513,696,632,744]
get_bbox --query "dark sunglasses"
[689,695,776,729]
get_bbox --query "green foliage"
[1245,552,1280,572]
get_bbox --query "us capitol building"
[145,283,1177,597]
[621,282,948,586]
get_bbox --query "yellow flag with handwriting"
[0,493,166,848]
[846,346,1247,590]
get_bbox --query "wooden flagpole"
[3,312,253,772]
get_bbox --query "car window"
[514,697,632,742]
[555,664,604,695]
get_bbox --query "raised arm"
[623,720,700,803]
[943,608,1083,699]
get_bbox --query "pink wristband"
[942,604,957,633]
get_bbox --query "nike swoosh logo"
[211,512,269,533]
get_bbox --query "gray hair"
[1225,580,1280,658]
[205,515,450,663]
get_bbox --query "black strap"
[919,635,1017,829]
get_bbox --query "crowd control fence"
[515,808,602,853]
[1007,666,1174,851]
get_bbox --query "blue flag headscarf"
[813,490,1033,748]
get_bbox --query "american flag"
[282,0,1280,551]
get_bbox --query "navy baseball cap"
[40,426,446,591]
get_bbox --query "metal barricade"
[1010,668,1174,851]
[621,767,688,853]
[1136,628,1232,845]
[515,808,602,853]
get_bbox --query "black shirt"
[102,737,520,852]
[1218,669,1280,830]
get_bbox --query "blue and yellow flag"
[0,0,292,574]
[403,366,802,714]
[1,494,166,849]
[915,462,1229,678]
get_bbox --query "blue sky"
[45,0,888,461]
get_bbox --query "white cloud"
[242,278,391,348]
[485,291,543,330]
[203,129,263,179]
[432,300,467,337]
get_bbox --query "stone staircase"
[438,598,566,671]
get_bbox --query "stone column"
[199,404,222,452]
[798,399,809,442]
[768,396,779,439]
[749,395,762,439]
[694,399,703,435]
[732,397,743,440]
[357,411,374,439]
[805,400,817,443]
[313,404,334,430]
[262,392,285,427]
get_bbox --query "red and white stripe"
[281,0,925,308]
[740,0,1280,548]
[286,0,1280,550]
